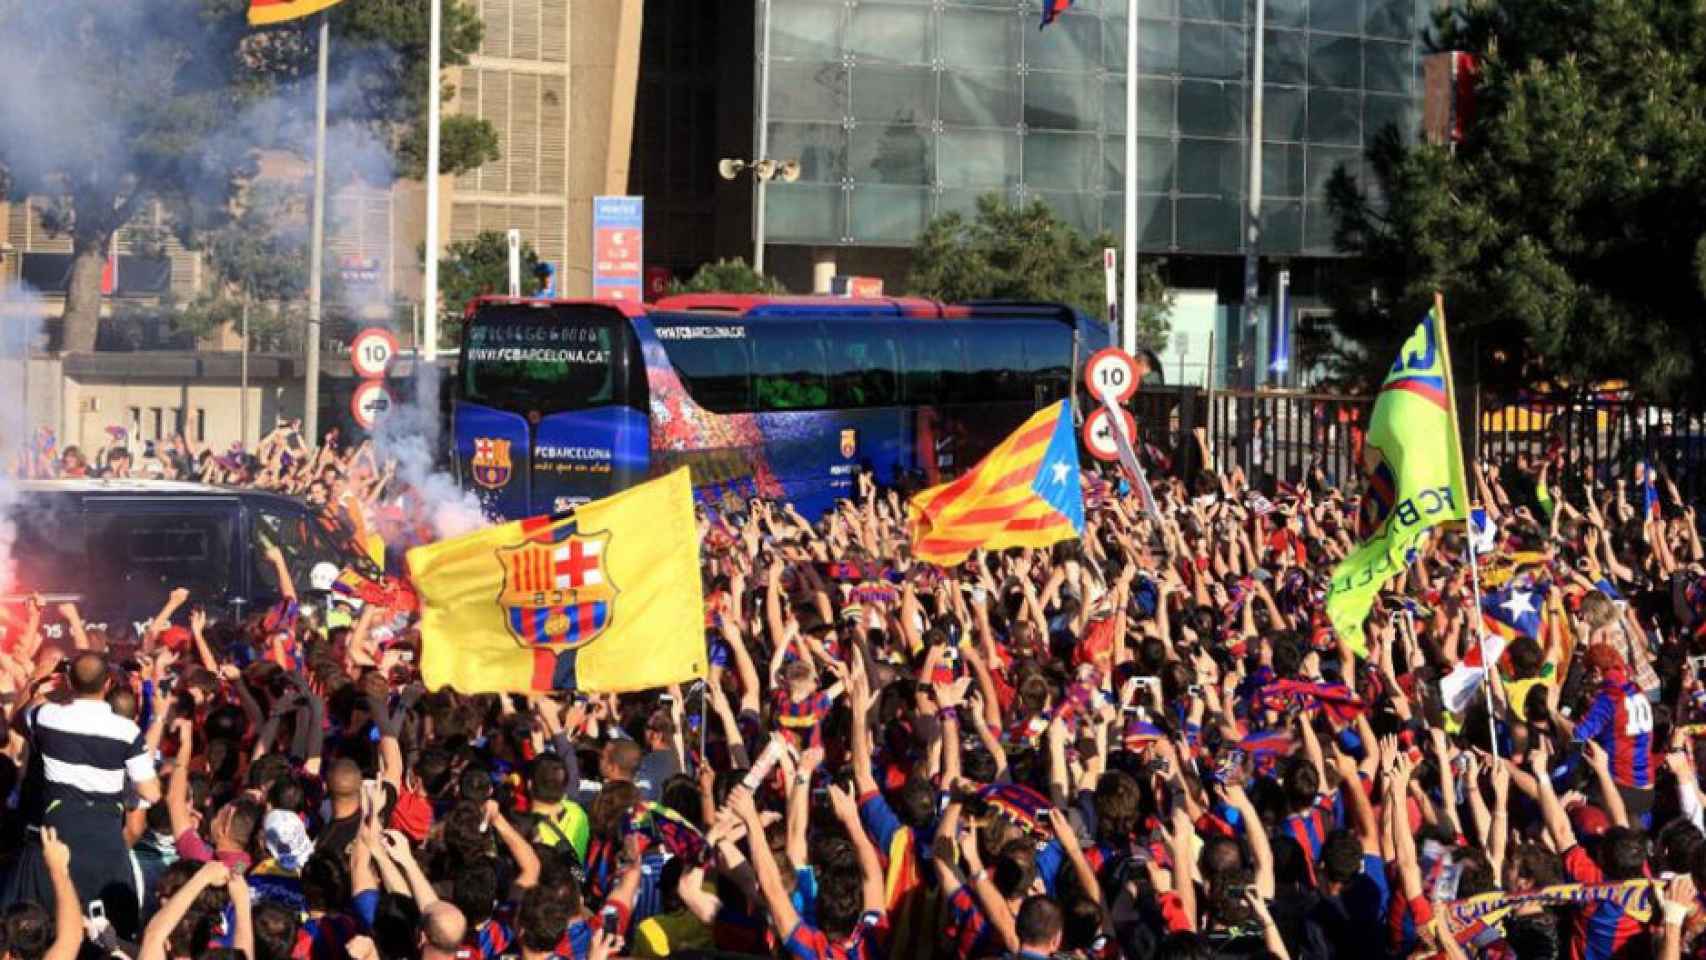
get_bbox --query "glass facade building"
[759,0,1430,256]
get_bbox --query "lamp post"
[720,157,802,272]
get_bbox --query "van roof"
[18,479,304,510]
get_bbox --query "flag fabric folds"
[1039,0,1076,28]
[410,468,706,695]
[1325,303,1470,657]
[1481,580,1547,643]
[248,0,346,25]
[907,400,1085,566]
[1440,633,1507,714]
[1640,461,1662,521]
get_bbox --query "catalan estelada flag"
[409,468,705,694]
[1040,0,1076,28]
[1325,296,1470,658]
[248,0,346,26]
[907,399,1084,566]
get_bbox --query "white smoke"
[0,286,44,597]
[372,362,485,542]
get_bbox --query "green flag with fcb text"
[1325,300,1469,657]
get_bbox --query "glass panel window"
[901,324,968,405]
[1102,192,1174,247]
[1026,13,1100,70]
[771,0,843,61]
[1177,138,1241,196]
[1266,0,1308,30]
[1365,0,1413,38]
[1307,90,1361,145]
[1364,41,1411,93]
[1104,136,1175,193]
[825,323,900,407]
[940,70,1020,127]
[765,183,846,242]
[770,63,848,122]
[850,186,931,243]
[1134,19,1181,75]
[768,122,848,182]
[1262,141,1306,197]
[1263,29,1307,85]
[1177,79,1243,138]
[1137,77,1176,135]
[1260,198,1305,252]
[1024,72,1099,131]
[941,7,1020,68]
[852,121,932,186]
[847,2,930,65]
[1309,0,1360,33]
[1180,23,1240,80]
[1263,85,1307,141]
[1365,93,1416,142]
[752,322,829,410]
[654,322,752,414]
[939,130,1021,188]
[1024,132,1099,191]
[1309,34,1362,88]
[852,67,936,123]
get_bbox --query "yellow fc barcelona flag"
[248,0,347,26]
[1325,296,1469,658]
[908,400,1085,566]
[409,468,706,694]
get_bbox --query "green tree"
[908,194,1172,352]
[0,0,496,353]
[1322,0,1706,399]
[435,231,541,341]
[669,258,786,295]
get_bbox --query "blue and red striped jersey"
[1573,680,1653,790]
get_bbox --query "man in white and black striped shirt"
[1,653,160,939]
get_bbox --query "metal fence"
[1134,386,1706,501]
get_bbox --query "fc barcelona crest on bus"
[472,437,514,489]
[839,428,857,459]
[496,525,617,652]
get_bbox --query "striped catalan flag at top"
[907,399,1085,566]
[1040,0,1077,28]
[248,0,347,26]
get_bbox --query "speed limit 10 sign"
[350,328,399,379]
[1084,347,1139,404]
[1081,406,1138,463]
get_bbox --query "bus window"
[85,511,233,600]
[965,323,1029,403]
[901,326,969,405]
[653,322,752,413]
[462,306,635,415]
[826,323,900,408]
[1025,321,1074,403]
[751,322,830,411]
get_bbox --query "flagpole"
[303,11,330,442]
[1433,291,1497,758]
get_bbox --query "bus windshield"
[462,306,627,414]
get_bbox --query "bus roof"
[650,294,952,317]
[465,294,1087,325]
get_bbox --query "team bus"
[451,294,1148,521]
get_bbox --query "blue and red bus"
[451,294,1139,520]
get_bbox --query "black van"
[9,479,374,643]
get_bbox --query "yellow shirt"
[632,910,714,958]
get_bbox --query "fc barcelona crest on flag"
[472,437,514,489]
[497,525,616,651]
[840,428,857,459]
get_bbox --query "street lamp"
[720,157,800,274]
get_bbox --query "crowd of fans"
[1,419,1705,960]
